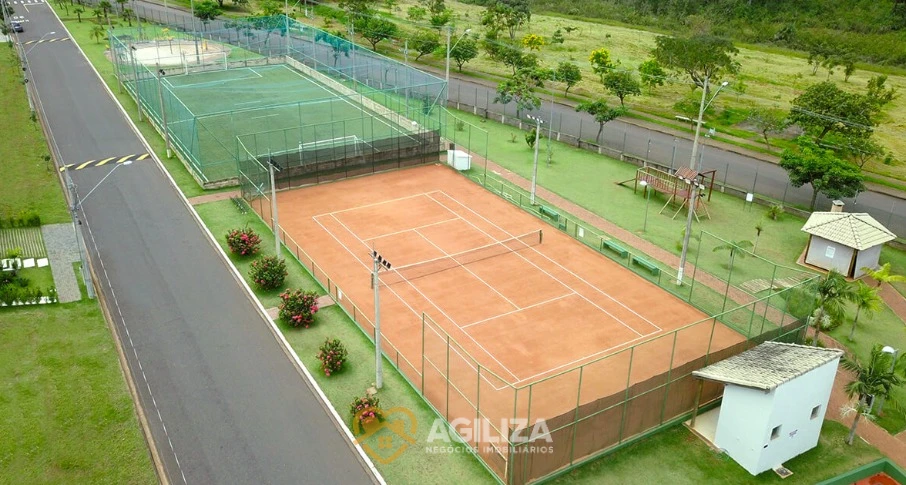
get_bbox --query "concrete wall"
[714,357,840,475]
[805,236,854,276]
[854,244,883,278]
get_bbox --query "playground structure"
[620,165,717,221]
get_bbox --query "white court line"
[313,191,441,218]
[431,191,664,333]
[366,218,460,241]
[235,100,262,106]
[248,67,262,78]
[413,227,521,311]
[249,113,280,120]
[426,192,653,339]
[461,292,575,329]
[326,211,521,381]
[313,213,513,389]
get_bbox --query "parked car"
[11,21,24,33]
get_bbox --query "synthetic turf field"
[270,164,745,425]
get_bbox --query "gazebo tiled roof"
[692,342,843,391]
[801,212,896,251]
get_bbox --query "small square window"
[771,425,781,440]
[811,405,821,419]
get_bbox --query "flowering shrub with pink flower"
[225,227,261,257]
[350,395,382,429]
[248,256,287,290]
[278,289,319,328]
[316,338,347,376]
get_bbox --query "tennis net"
[380,230,543,286]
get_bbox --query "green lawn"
[0,46,69,224]
[17,266,55,292]
[551,421,883,484]
[195,199,495,485]
[0,302,156,484]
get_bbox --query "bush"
[766,204,784,221]
[316,338,347,376]
[5,247,22,259]
[225,227,262,257]
[248,256,287,290]
[350,395,382,429]
[19,209,40,227]
[278,289,319,327]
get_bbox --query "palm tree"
[73,5,84,22]
[90,24,105,43]
[811,269,856,345]
[98,0,112,19]
[122,8,134,26]
[115,0,127,13]
[753,219,765,253]
[712,239,754,273]
[841,346,902,445]
[92,8,103,23]
[862,262,906,288]
[849,281,882,341]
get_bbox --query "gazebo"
[801,201,896,278]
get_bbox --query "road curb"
[52,7,385,482]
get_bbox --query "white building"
[691,342,844,476]
[801,201,896,278]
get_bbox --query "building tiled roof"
[801,212,896,251]
[692,342,843,391]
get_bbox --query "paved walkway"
[41,223,82,303]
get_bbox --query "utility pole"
[371,250,391,389]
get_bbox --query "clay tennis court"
[273,164,745,419]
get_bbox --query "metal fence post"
[569,366,584,466]
[618,347,635,444]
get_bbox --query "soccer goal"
[299,135,365,158]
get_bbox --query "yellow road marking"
[76,160,96,170]
[58,164,74,172]
[136,153,150,161]
[95,156,118,167]
[116,154,135,163]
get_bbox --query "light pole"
[639,180,651,232]
[370,250,392,389]
[676,78,729,285]
[267,155,282,258]
[527,114,543,205]
[444,27,471,98]
[875,345,898,414]
[22,31,57,91]
[65,160,134,299]
[190,0,200,64]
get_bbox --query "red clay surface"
[273,164,744,421]
[854,473,901,485]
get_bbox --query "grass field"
[0,46,69,224]
[344,0,906,181]
[0,302,156,484]
[550,421,883,484]
[195,199,495,484]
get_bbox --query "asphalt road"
[17,4,379,484]
[123,0,906,236]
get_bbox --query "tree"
[358,17,397,50]
[588,48,613,83]
[92,8,103,23]
[789,82,875,142]
[810,269,856,345]
[747,107,787,147]
[481,0,530,40]
[861,262,906,288]
[258,0,281,16]
[315,30,350,66]
[383,0,397,12]
[73,5,85,22]
[521,33,544,51]
[410,29,439,61]
[841,54,857,82]
[338,0,369,17]
[494,76,540,118]
[90,24,105,43]
[838,134,884,169]
[651,34,740,91]
[841,346,902,444]
[554,61,581,96]
[849,282,882,341]
[450,36,478,71]
[115,0,126,13]
[753,219,764,252]
[575,100,626,144]
[806,39,836,76]
[121,7,134,26]
[429,9,453,28]
[866,75,898,110]
[485,33,537,75]
[194,0,222,27]
[712,239,753,273]
[602,70,641,107]
[780,137,865,211]
[98,0,112,18]
[638,58,666,91]
[407,6,426,21]
[550,29,564,45]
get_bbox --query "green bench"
[631,255,661,276]
[538,205,567,230]
[601,239,629,258]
